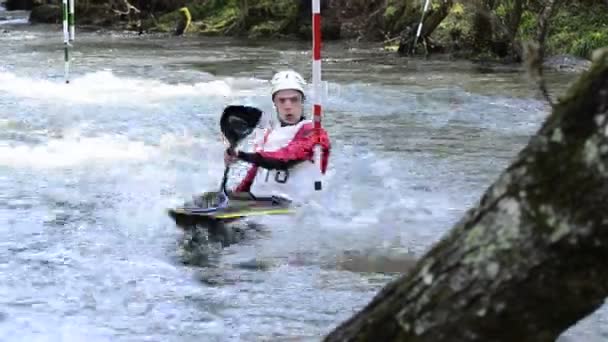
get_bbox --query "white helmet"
[271,70,306,99]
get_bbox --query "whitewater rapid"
[0,17,602,341]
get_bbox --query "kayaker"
[224,70,331,202]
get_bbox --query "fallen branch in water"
[523,41,554,107]
[112,0,140,16]
[383,35,401,44]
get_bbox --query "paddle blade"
[220,105,264,146]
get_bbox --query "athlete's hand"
[224,148,239,165]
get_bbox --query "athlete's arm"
[233,165,258,192]
[233,125,330,171]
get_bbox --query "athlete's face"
[273,89,303,124]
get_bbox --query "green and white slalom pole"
[62,0,74,83]
[412,0,431,54]
[69,0,75,41]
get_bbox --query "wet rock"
[544,54,592,73]
[177,227,224,267]
[233,258,274,271]
[335,249,418,274]
[29,4,59,23]
[4,0,33,11]
[198,271,238,286]
[176,221,265,267]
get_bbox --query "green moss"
[154,0,299,37]
[268,0,298,17]
[434,2,474,51]
[155,11,181,28]
[201,6,239,34]
[384,44,399,52]
[249,21,282,38]
[451,2,465,15]
[150,0,240,35]
[187,0,237,21]
[495,2,508,18]
[383,0,413,34]
[384,5,397,21]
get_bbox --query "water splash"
[0,70,236,105]
[0,18,28,26]
[0,131,157,169]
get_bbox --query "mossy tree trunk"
[324,48,608,341]
[396,0,454,56]
[223,0,248,35]
[467,0,562,61]
[469,0,525,59]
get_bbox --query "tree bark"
[469,0,524,59]
[523,0,562,106]
[398,0,454,56]
[506,0,525,60]
[324,48,608,342]
[536,0,560,58]
[506,0,524,38]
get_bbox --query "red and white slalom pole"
[312,0,323,191]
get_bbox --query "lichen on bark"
[323,48,608,342]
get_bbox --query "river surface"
[0,7,604,342]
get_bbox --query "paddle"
[216,105,264,202]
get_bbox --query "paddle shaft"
[219,144,238,194]
[220,164,230,194]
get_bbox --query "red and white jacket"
[233,119,330,201]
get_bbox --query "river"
[0,7,604,342]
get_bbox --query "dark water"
[0,9,601,342]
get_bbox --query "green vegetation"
[545,2,608,59]
[23,0,608,61]
[153,0,299,38]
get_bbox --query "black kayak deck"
[168,192,294,229]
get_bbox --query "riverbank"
[1,17,607,341]
[2,0,605,72]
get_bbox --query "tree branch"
[524,0,561,107]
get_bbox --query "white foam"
[0,70,235,105]
[0,132,157,169]
[0,18,28,25]
[1,33,36,40]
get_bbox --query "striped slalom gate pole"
[312,0,323,191]
[62,0,69,83]
[412,0,431,54]
[69,0,75,41]
[62,0,74,83]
